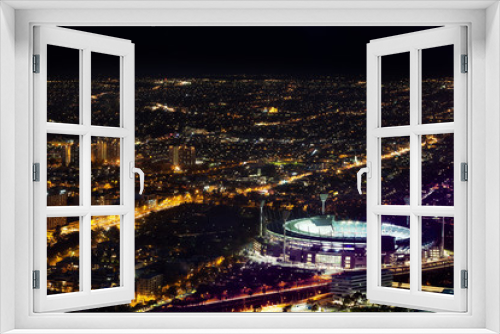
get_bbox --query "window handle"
[129,162,145,195]
[357,162,371,195]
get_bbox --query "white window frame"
[0,1,499,333]
[33,26,136,312]
[365,26,467,312]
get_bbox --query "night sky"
[62,26,444,77]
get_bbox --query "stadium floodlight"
[259,200,265,237]
[319,194,329,215]
[282,210,291,221]
[282,210,291,263]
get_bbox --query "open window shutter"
[363,26,467,312]
[33,26,137,312]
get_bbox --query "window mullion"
[81,214,91,293]
[78,48,85,291]
[373,125,411,138]
[82,48,92,294]
[89,205,129,216]
[412,123,454,135]
[82,48,91,208]
[89,126,129,138]
[409,48,421,294]
[371,205,454,217]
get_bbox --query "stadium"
[255,215,411,270]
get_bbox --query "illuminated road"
[340,145,410,171]
[57,141,414,236]
[200,281,331,306]
[76,172,313,233]
[155,281,332,312]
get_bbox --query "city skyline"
[45,26,455,312]
[47,72,454,312]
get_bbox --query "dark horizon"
[57,26,450,77]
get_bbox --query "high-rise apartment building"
[92,138,120,164]
[169,145,196,167]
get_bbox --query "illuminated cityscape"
[45,27,455,312]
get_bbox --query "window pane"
[381,215,410,290]
[421,45,454,124]
[47,217,80,295]
[421,134,454,206]
[91,215,120,289]
[381,52,410,127]
[47,45,80,124]
[91,52,120,127]
[381,137,410,205]
[47,134,80,206]
[91,137,120,205]
[421,216,454,294]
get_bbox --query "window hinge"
[33,270,40,289]
[461,270,468,289]
[461,162,468,181]
[33,54,40,73]
[461,54,468,73]
[33,163,40,182]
